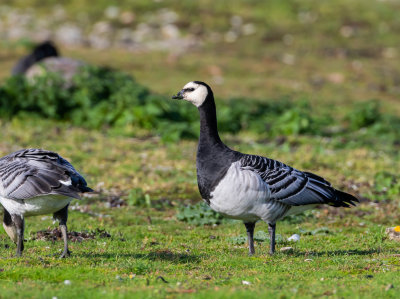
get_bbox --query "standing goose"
[0,148,93,257]
[172,81,358,255]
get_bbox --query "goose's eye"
[185,88,195,92]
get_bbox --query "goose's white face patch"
[181,82,208,107]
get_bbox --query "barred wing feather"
[240,155,358,207]
[0,149,92,200]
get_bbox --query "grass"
[0,198,399,298]
[0,117,399,298]
[0,0,399,298]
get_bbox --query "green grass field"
[0,0,400,298]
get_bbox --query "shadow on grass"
[81,250,203,263]
[285,248,400,257]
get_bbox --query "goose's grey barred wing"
[0,149,93,200]
[240,154,358,207]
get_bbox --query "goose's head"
[172,81,212,107]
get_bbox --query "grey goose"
[172,81,358,255]
[0,149,92,257]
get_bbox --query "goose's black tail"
[332,189,359,208]
[12,41,59,75]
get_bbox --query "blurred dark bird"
[11,41,85,86]
[12,41,59,75]
[0,148,93,257]
[172,81,359,255]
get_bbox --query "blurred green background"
[1,0,399,143]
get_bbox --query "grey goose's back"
[0,148,92,200]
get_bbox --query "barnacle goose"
[0,149,93,257]
[12,41,59,75]
[172,81,358,255]
[12,41,84,87]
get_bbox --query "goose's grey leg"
[268,223,276,255]
[54,204,70,258]
[244,222,256,256]
[13,214,25,257]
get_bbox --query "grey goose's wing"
[0,148,92,200]
[240,154,358,207]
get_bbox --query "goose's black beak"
[172,90,184,100]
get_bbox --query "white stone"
[282,53,295,65]
[288,234,300,242]
[225,31,238,43]
[242,23,256,35]
[280,246,294,253]
[161,24,180,39]
[230,15,243,29]
[55,24,83,46]
[104,6,120,19]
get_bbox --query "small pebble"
[304,259,313,262]
[242,280,251,285]
[386,227,400,241]
[280,246,294,253]
[63,280,71,285]
[385,284,394,291]
[288,234,300,242]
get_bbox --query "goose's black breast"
[196,145,242,203]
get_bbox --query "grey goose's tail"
[12,41,59,75]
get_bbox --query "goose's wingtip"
[80,186,94,193]
[335,190,359,207]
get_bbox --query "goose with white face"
[172,81,208,107]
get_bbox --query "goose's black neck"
[12,41,59,75]
[195,90,241,202]
[198,93,224,149]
